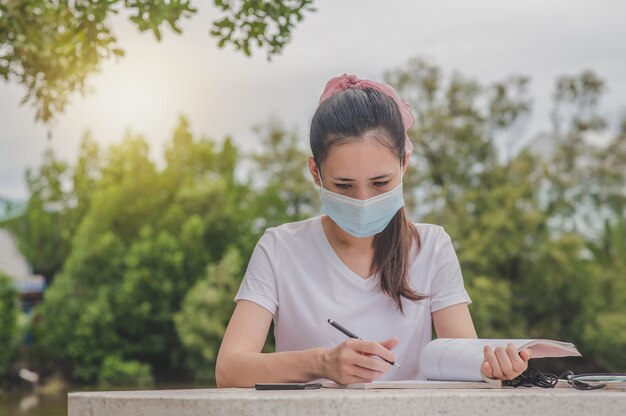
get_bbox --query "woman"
[215,74,531,387]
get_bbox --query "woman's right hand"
[321,337,399,384]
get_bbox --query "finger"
[481,361,493,379]
[483,345,504,379]
[505,343,527,376]
[378,336,400,351]
[350,362,386,380]
[494,346,517,380]
[519,348,532,361]
[351,350,391,373]
[353,340,396,363]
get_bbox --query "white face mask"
[318,168,404,238]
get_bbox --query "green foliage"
[2,134,100,284]
[98,356,154,388]
[34,117,257,383]
[582,312,626,370]
[581,218,626,368]
[249,119,318,229]
[174,248,243,382]
[0,273,19,377]
[0,1,314,122]
[1,0,127,121]
[466,276,524,339]
[211,0,316,57]
[4,150,71,283]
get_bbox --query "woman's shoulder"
[265,216,320,234]
[258,216,321,247]
[414,222,449,238]
[412,222,454,252]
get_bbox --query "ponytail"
[372,208,425,314]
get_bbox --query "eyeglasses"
[504,369,626,390]
[567,372,626,390]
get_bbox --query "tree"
[174,247,243,382]
[543,70,608,231]
[581,217,626,369]
[3,148,73,285]
[384,57,531,217]
[589,117,626,222]
[34,117,258,382]
[3,135,101,285]
[0,273,19,378]
[0,0,316,122]
[249,119,318,230]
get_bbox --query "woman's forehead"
[321,137,400,178]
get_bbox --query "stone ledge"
[69,387,626,416]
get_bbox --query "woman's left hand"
[481,344,532,380]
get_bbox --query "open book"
[322,338,581,389]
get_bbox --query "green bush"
[0,273,19,377]
[466,275,525,339]
[35,125,258,383]
[174,248,243,383]
[98,356,154,388]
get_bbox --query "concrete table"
[69,387,626,416]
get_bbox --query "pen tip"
[327,319,333,324]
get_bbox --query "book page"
[523,340,581,358]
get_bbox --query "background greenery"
[1,56,624,388]
[0,273,20,378]
[0,0,315,122]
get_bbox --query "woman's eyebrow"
[333,173,392,181]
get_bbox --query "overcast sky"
[1,0,625,200]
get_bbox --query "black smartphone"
[254,382,322,390]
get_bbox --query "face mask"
[318,168,405,238]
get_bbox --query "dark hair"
[310,87,426,313]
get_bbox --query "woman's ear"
[401,151,411,176]
[307,156,321,187]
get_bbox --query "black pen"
[327,319,400,368]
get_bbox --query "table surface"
[69,387,626,416]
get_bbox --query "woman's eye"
[334,183,351,189]
[373,181,390,187]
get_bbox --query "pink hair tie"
[318,73,414,154]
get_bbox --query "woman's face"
[308,135,408,201]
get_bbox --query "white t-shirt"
[234,216,471,381]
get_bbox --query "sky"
[1,0,625,200]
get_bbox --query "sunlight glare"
[90,65,165,135]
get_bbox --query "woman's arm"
[215,300,325,387]
[215,300,397,387]
[432,303,532,380]
[432,303,478,338]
